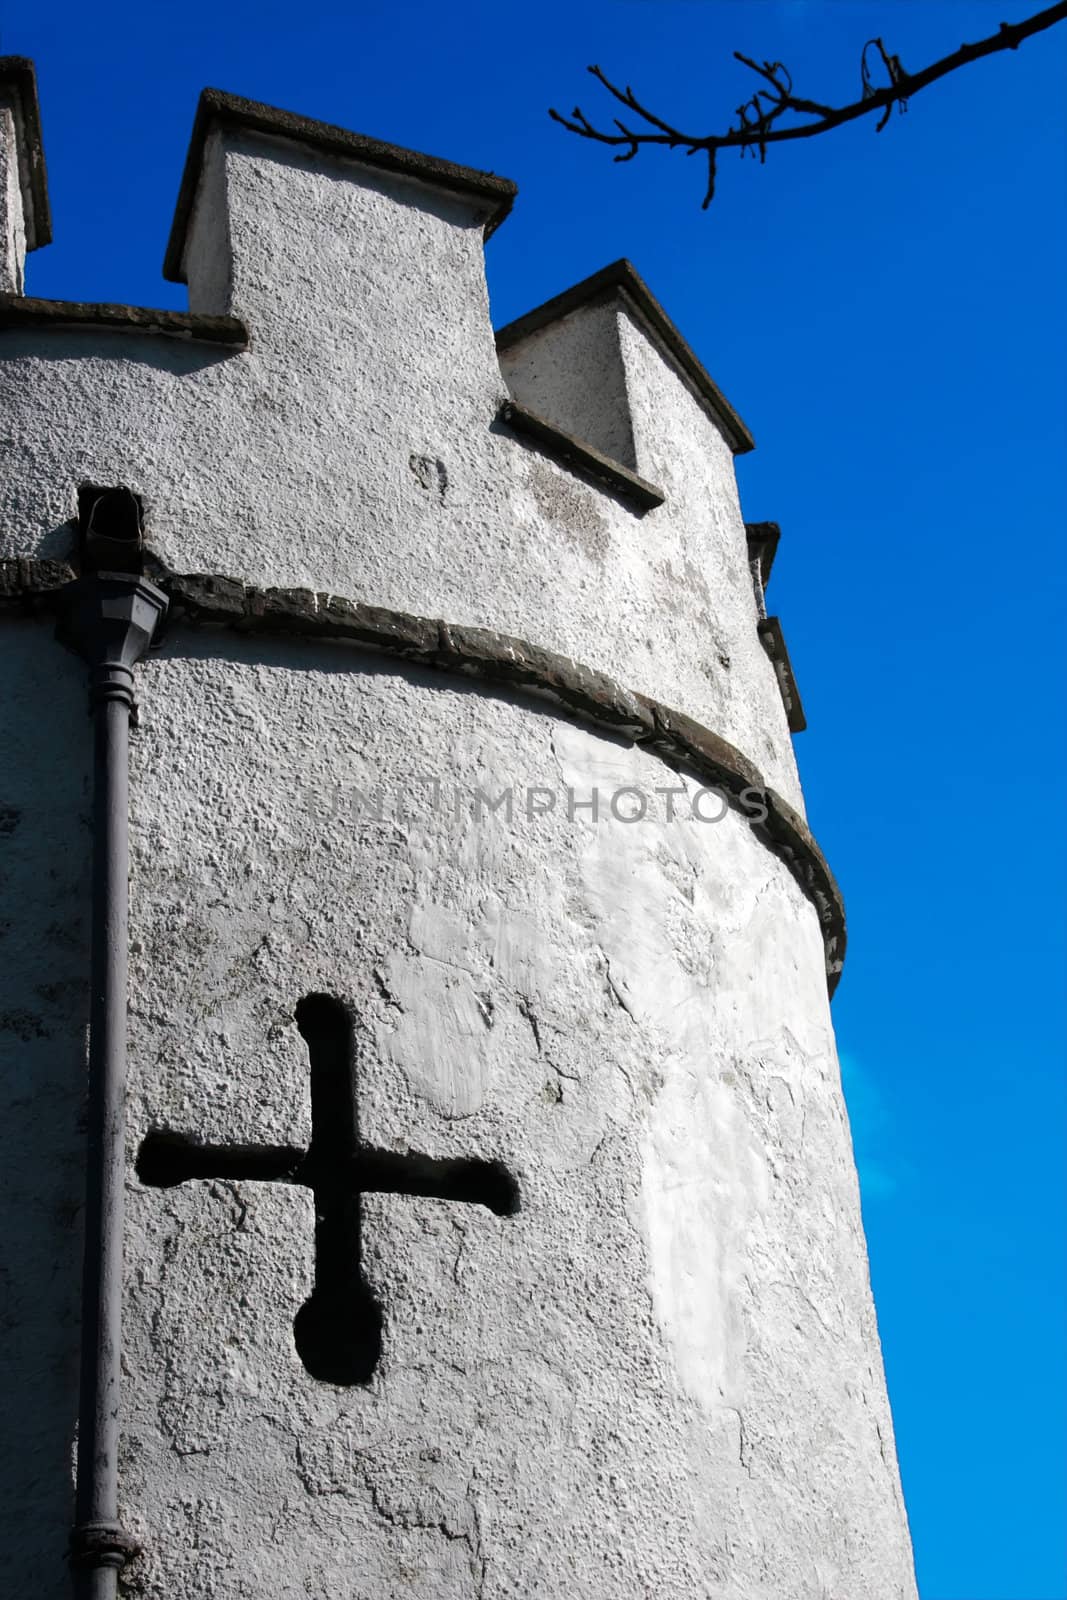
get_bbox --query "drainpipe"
[56,488,167,1599]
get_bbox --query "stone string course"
[0,555,846,992]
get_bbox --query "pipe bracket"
[68,1521,139,1570]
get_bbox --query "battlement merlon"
[497,259,755,478]
[164,89,517,390]
[0,58,50,294]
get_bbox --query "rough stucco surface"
[0,129,802,810]
[498,300,637,470]
[0,111,915,1598]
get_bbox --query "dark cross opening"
[137,994,519,1385]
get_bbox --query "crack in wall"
[601,951,637,1023]
[517,995,541,1052]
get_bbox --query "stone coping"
[498,400,665,513]
[0,294,249,346]
[165,87,518,283]
[758,616,807,734]
[496,259,755,458]
[0,558,845,993]
[0,57,50,250]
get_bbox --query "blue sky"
[8,3,1066,1595]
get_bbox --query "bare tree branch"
[550,2,1067,207]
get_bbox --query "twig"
[550,2,1067,207]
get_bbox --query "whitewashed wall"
[0,99,915,1599]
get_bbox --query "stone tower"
[0,60,916,1600]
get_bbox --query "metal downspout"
[57,497,166,1598]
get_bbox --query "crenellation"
[0,59,49,294]
[497,260,753,466]
[746,519,781,618]
[0,61,43,293]
[179,129,234,317]
[498,293,638,468]
[170,92,515,408]
[164,86,516,286]
[0,96,25,293]
[758,614,808,733]
[181,131,511,453]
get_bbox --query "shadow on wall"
[0,623,92,1594]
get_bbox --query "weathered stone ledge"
[0,557,845,992]
[758,616,807,734]
[497,400,665,514]
[0,294,249,347]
